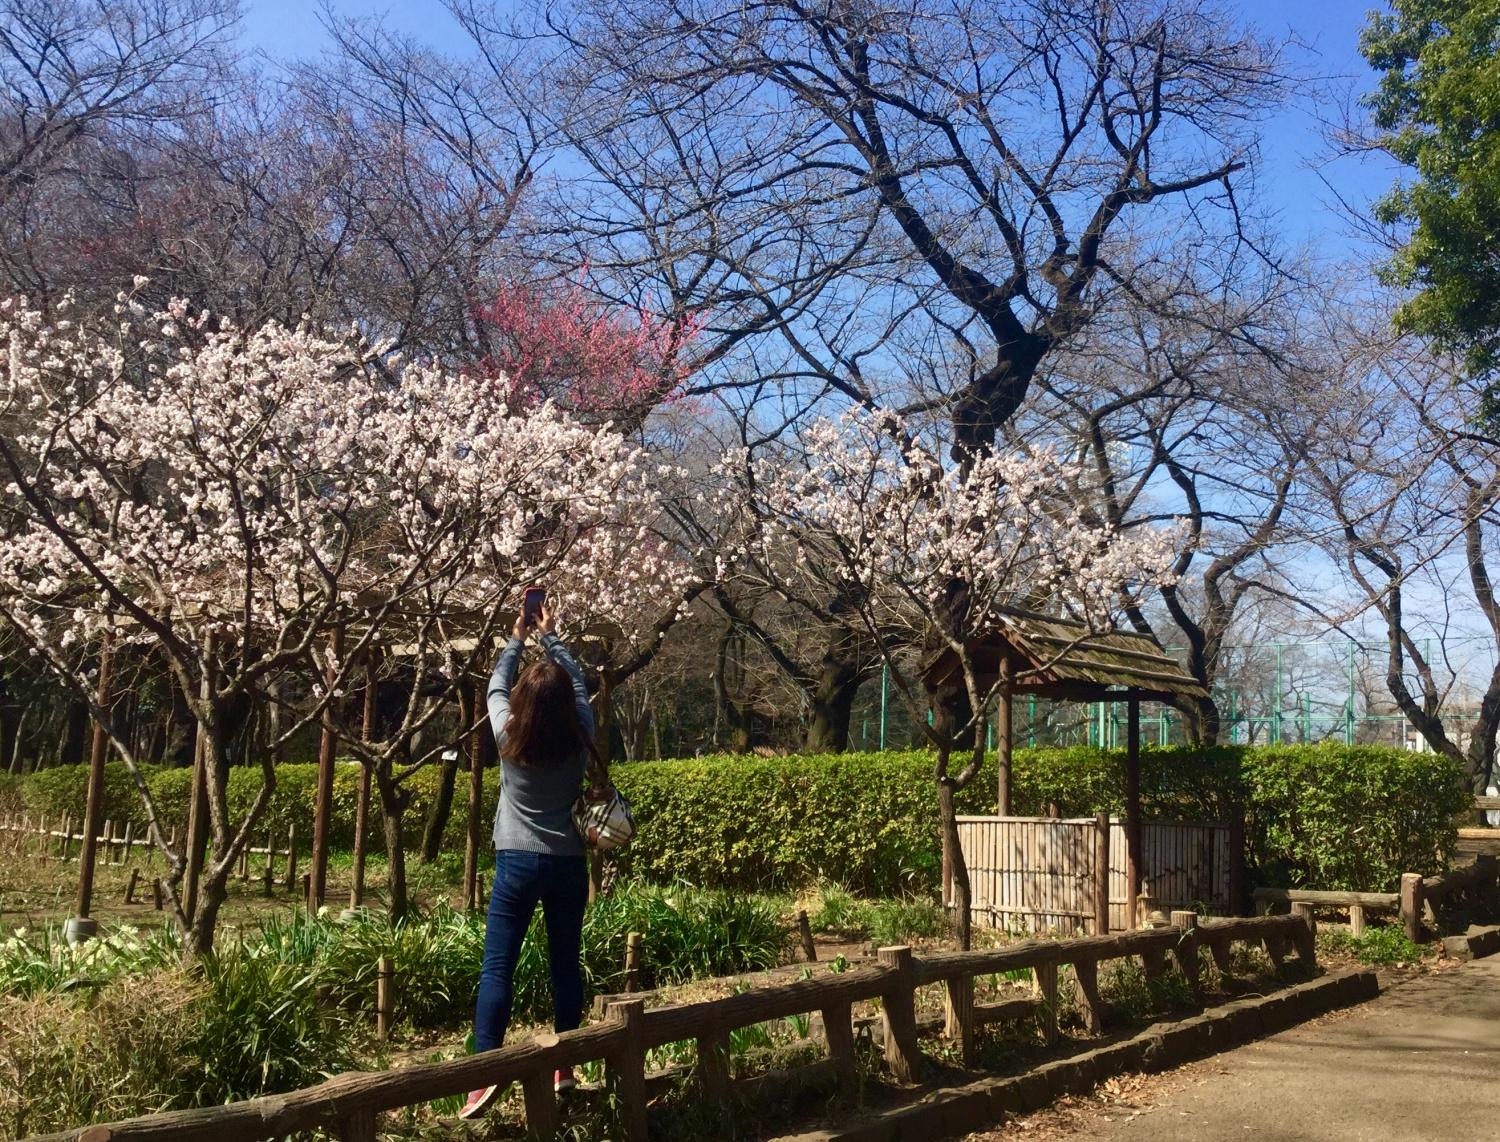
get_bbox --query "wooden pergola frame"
[924,607,1212,928]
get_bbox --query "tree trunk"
[421,745,461,863]
[937,778,972,950]
[186,873,227,958]
[59,698,88,766]
[378,772,412,921]
[804,657,860,752]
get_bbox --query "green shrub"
[1318,924,1428,966]
[863,897,950,946]
[13,742,1468,897]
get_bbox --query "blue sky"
[239,0,1404,262]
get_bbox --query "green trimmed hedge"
[10,743,1468,895]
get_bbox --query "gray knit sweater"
[487,634,594,856]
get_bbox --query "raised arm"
[486,637,525,747]
[540,632,596,738]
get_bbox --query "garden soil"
[968,956,1500,1142]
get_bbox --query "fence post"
[1033,959,1059,1045]
[520,1066,559,1136]
[123,868,139,904]
[876,945,920,1082]
[797,909,818,962]
[1290,902,1317,967]
[376,956,393,1042]
[1400,873,1424,943]
[119,822,133,865]
[822,1000,857,1097]
[1094,810,1110,934]
[1170,910,1200,991]
[335,1109,376,1142]
[624,931,643,993]
[943,971,975,1067]
[1348,903,1366,937]
[1070,958,1103,1033]
[605,998,649,1142]
[697,1030,731,1101]
[152,878,164,911]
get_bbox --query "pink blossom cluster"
[724,409,1182,639]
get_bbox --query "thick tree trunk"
[59,698,88,766]
[804,657,860,752]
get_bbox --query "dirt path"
[970,958,1500,1142]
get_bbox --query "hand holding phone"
[523,586,545,630]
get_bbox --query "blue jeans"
[474,850,589,1053]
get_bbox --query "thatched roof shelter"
[922,606,1209,930]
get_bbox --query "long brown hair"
[501,657,590,767]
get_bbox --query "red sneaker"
[554,1067,577,1094]
[458,1085,500,1119]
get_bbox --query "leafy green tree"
[1362,1,1500,412]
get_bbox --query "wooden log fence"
[1251,855,1500,943]
[36,911,1316,1142]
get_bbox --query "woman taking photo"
[461,599,597,1119]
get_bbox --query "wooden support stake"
[376,956,393,1042]
[1140,944,1168,981]
[943,972,975,1067]
[520,1067,558,1136]
[1034,960,1060,1045]
[1170,911,1200,992]
[624,931,643,993]
[1349,903,1367,938]
[302,872,312,911]
[1071,959,1104,1033]
[606,998,649,1142]
[822,1000,857,1097]
[1093,810,1110,935]
[285,824,297,891]
[119,822,133,865]
[239,843,250,881]
[697,1029,731,1101]
[877,945,920,1083]
[797,909,817,963]
[123,868,139,904]
[1400,873,1424,944]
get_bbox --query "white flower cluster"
[727,408,1182,637]
[0,295,689,659]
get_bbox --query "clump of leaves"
[1318,925,1427,967]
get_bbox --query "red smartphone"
[523,585,545,627]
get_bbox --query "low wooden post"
[152,878,164,911]
[123,868,139,904]
[943,971,975,1066]
[606,998,649,1142]
[336,1110,376,1142]
[376,956,393,1041]
[624,931,643,993]
[797,909,818,962]
[1400,873,1424,944]
[239,843,250,881]
[697,1029,731,1100]
[877,945,920,1082]
[520,1063,559,1136]
[59,813,71,860]
[1070,958,1104,1034]
[301,872,312,911]
[1034,959,1060,1045]
[262,861,274,898]
[1206,934,1233,979]
[285,824,298,891]
[119,822,133,865]
[822,999,857,1097]
[1170,910,1200,992]
[1140,943,1168,981]
[1290,901,1317,967]
[1093,810,1110,935]
[1348,903,1367,937]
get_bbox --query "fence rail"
[30,910,1315,1142]
[1253,855,1499,940]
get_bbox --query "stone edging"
[775,968,1380,1142]
[1442,924,1500,961]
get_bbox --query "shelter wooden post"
[1093,810,1110,935]
[1125,697,1142,929]
[310,625,344,913]
[350,655,376,911]
[74,634,114,921]
[996,656,1013,814]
